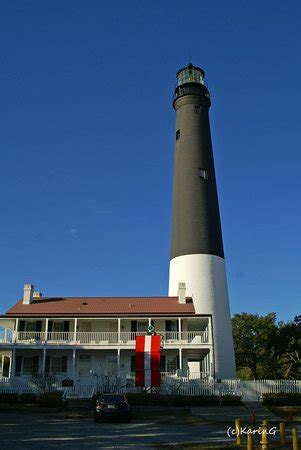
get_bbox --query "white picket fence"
[0,375,300,400]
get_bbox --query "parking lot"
[0,410,230,449]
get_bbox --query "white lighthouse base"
[168,254,236,379]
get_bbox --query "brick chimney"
[178,282,186,304]
[23,284,34,304]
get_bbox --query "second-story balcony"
[0,330,210,346]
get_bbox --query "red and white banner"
[135,335,161,387]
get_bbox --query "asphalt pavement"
[0,410,232,449]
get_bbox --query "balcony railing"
[0,330,209,345]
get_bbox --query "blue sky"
[0,1,300,321]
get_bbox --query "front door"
[78,355,91,377]
[107,355,118,375]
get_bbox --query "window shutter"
[61,356,67,373]
[63,321,69,333]
[45,356,50,374]
[131,356,135,372]
[131,321,137,332]
[15,356,22,376]
[33,355,39,374]
[165,320,172,332]
[160,355,166,372]
[35,321,42,332]
[176,355,180,370]
[176,321,179,332]
[19,321,25,332]
[48,321,53,332]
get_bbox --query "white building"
[0,283,213,382]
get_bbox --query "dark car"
[94,393,131,422]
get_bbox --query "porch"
[0,347,213,380]
[0,317,212,347]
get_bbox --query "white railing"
[46,332,74,342]
[0,330,209,346]
[76,332,119,344]
[16,332,46,342]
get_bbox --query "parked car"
[94,393,131,422]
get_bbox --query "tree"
[276,317,301,379]
[232,313,301,380]
[232,313,278,379]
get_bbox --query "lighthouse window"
[199,169,208,179]
[195,106,201,114]
[176,130,180,140]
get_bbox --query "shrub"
[19,393,38,404]
[0,393,19,403]
[40,390,64,409]
[262,393,301,406]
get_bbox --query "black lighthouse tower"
[168,64,236,379]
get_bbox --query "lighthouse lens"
[177,68,204,86]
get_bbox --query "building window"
[195,106,201,114]
[53,322,64,332]
[199,169,208,180]
[52,357,62,374]
[23,357,33,374]
[2,356,10,378]
[176,129,180,140]
[166,355,178,374]
[137,321,148,332]
[25,322,36,332]
[165,320,178,332]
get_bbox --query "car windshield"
[99,394,125,403]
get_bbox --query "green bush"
[40,391,64,409]
[19,393,38,404]
[262,392,301,406]
[0,393,19,403]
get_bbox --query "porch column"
[203,353,207,377]
[148,318,151,327]
[208,349,214,379]
[11,348,16,377]
[42,348,46,374]
[73,318,78,342]
[72,349,76,379]
[178,318,182,341]
[117,318,121,343]
[178,348,182,376]
[4,328,7,342]
[207,316,213,343]
[14,318,19,343]
[117,348,120,374]
[45,318,48,342]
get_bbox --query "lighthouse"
[168,64,236,379]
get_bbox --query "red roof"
[5,296,195,317]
